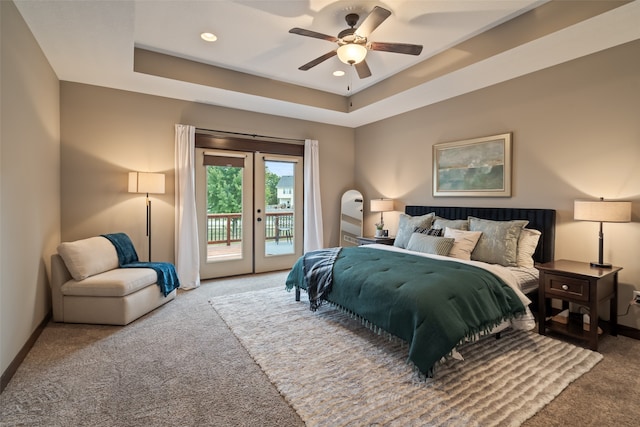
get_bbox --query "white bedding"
[365,243,537,333]
[506,266,539,295]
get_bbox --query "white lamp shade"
[370,198,394,213]
[128,172,165,194]
[574,199,631,223]
[337,43,367,65]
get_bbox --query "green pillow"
[468,217,528,266]
[433,217,469,231]
[393,213,435,249]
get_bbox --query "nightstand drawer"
[545,274,589,302]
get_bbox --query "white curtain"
[303,139,323,252]
[174,124,200,289]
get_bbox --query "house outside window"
[276,175,294,209]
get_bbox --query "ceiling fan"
[289,6,423,79]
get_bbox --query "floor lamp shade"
[128,172,165,262]
[128,172,165,195]
[574,198,631,268]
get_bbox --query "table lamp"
[370,198,394,236]
[574,197,631,268]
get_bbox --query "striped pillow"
[406,234,455,256]
[413,226,442,236]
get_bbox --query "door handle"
[257,217,262,222]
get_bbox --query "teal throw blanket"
[102,233,180,297]
[286,246,525,375]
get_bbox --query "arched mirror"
[340,190,363,247]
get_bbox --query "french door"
[195,148,303,279]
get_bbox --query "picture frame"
[433,133,512,197]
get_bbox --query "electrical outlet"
[633,290,640,304]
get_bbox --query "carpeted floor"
[1,272,303,427]
[1,271,640,426]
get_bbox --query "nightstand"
[536,259,621,351]
[356,236,395,246]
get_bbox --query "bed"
[285,206,555,375]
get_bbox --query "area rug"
[210,287,603,427]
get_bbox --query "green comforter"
[285,246,525,375]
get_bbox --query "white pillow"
[406,233,455,256]
[57,236,119,281]
[443,227,483,260]
[517,228,541,268]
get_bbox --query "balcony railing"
[207,212,294,245]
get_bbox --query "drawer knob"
[561,284,569,290]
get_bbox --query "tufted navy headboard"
[405,206,556,264]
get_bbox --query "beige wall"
[355,40,640,328]
[60,83,355,261]
[1,1,61,375]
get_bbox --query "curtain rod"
[196,127,305,144]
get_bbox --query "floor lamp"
[574,197,631,268]
[129,172,165,262]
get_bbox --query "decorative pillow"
[413,226,442,236]
[468,217,529,266]
[406,233,455,256]
[443,227,483,260]
[432,217,469,231]
[57,236,119,281]
[394,213,435,249]
[517,228,541,268]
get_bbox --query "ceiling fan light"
[337,43,367,65]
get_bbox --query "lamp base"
[590,261,612,269]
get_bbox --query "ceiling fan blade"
[289,27,338,42]
[355,60,371,79]
[298,50,337,71]
[355,6,391,38]
[369,42,423,56]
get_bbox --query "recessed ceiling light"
[200,32,217,42]
[333,70,345,77]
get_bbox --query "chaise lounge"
[50,235,177,325]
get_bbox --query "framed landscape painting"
[433,133,512,197]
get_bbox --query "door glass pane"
[264,160,295,256]
[206,164,243,262]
